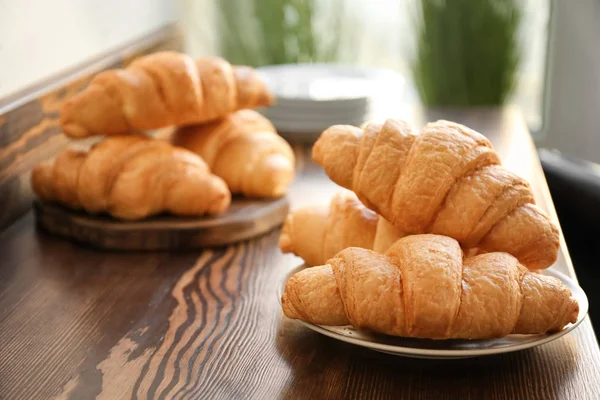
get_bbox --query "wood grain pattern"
[0,25,182,231]
[33,197,289,250]
[0,109,599,400]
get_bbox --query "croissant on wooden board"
[31,135,231,220]
[312,119,560,270]
[282,234,579,339]
[60,52,274,138]
[279,190,405,266]
[170,110,295,198]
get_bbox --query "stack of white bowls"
[257,64,405,141]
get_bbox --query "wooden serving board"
[33,196,289,250]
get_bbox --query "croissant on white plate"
[282,234,579,339]
[279,190,405,266]
[313,119,560,270]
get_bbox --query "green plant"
[217,0,344,66]
[412,0,522,106]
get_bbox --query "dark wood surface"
[1,108,599,400]
[33,197,289,250]
[0,25,182,231]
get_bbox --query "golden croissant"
[60,52,274,138]
[171,110,295,198]
[31,135,231,220]
[282,234,578,339]
[279,190,405,265]
[312,119,560,270]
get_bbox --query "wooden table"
[1,108,599,400]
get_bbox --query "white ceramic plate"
[261,112,370,125]
[265,120,367,134]
[273,96,371,110]
[257,64,403,134]
[278,265,589,359]
[257,64,403,102]
[261,103,372,118]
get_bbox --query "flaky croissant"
[279,190,404,265]
[313,119,560,270]
[171,110,295,198]
[31,135,231,220]
[61,52,274,138]
[282,234,579,339]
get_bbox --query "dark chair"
[539,149,600,335]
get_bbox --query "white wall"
[0,0,176,100]
[542,0,600,163]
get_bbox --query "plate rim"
[279,263,589,358]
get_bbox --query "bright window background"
[183,0,549,133]
[0,0,549,136]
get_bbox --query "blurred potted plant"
[216,0,345,66]
[412,0,522,106]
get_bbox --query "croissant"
[312,119,560,270]
[279,190,405,265]
[282,234,579,339]
[60,52,274,138]
[171,110,295,198]
[31,135,231,220]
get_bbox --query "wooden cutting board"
[33,196,289,250]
